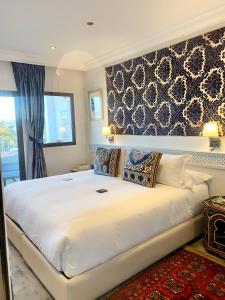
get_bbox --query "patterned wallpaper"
[106,27,225,136]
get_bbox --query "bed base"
[6,215,203,300]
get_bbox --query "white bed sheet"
[4,170,208,278]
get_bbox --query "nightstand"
[70,164,91,173]
[203,196,225,259]
[70,168,79,173]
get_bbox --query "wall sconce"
[102,126,114,144]
[202,122,220,150]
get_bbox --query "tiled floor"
[8,239,225,300]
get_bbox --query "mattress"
[4,170,208,278]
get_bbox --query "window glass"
[0,96,20,185]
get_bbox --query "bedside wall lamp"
[201,122,221,150]
[102,126,114,144]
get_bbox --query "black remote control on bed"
[96,189,108,193]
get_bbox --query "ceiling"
[1,0,225,71]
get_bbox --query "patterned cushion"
[94,147,121,177]
[123,150,162,187]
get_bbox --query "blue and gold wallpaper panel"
[106,27,225,136]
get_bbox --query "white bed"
[5,169,209,299]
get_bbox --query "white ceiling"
[1,0,225,71]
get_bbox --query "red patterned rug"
[104,249,225,299]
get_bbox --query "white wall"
[0,61,89,176]
[85,67,108,145]
[0,61,16,91]
[85,66,225,153]
[44,67,89,175]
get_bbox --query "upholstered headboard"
[90,144,225,196]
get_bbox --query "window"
[0,91,26,185]
[43,92,76,147]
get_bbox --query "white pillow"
[156,154,192,187]
[183,170,212,188]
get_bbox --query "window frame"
[0,90,26,181]
[43,91,76,148]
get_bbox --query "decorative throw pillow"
[94,147,121,177]
[123,150,162,187]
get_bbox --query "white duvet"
[4,170,208,278]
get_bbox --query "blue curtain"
[11,62,47,179]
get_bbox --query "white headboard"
[90,143,225,197]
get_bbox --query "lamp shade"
[102,126,111,136]
[202,122,219,137]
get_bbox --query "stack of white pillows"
[156,154,212,189]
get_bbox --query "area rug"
[185,239,225,267]
[104,249,225,300]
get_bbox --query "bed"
[5,168,209,299]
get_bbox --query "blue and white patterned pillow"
[123,149,162,187]
[94,147,121,177]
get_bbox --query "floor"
[9,242,53,300]
[185,238,225,267]
[9,239,225,300]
